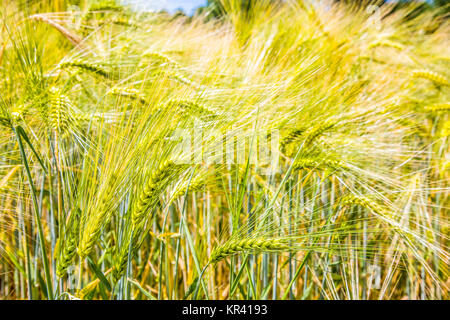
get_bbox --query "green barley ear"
[111,222,146,283]
[281,121,338,157]
[280,128,306,153]
[166,100,217,119]
[78,279,100,300]
[71,111,115,124]
[131,160,185,227]
[72,112,95,123]
[56,209,81,278]
[143,51,179,68]
[412,69,449,86]
[209,238,289,264]
[79,175,118,258]
[112,248,129,282]
[153,70,195,87]
[48,88,72,133]
[59,59,109,78]
[424,103,450,112]
[293,156,346,172]
[337,194,386,216]
[169,174,206,205]
[368,39,405,51]
[303,120,337,147]
[112,237,133,283]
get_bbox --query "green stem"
[14,126,53,299]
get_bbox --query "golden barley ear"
[29,14,83,47]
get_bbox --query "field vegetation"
[0,0,448,300]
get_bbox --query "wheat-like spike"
[424,103,450,112]
[281,128,306,151]
[303,120,337,147]
[72,111,116,124]
[412,69,449,86]
[56,210,81,277]
[112,221,149,282]
[112,239,133,282]
[166,100,216,118]
[78,267,111,300]
[72,112,95,123]
[112,224,148,282]
[59,59,109,78]
[153,70,195,87]
[132,160,183,227]
[112,249,129,282]
[209,238,289,263]
[281,122,336,157]
[48,89,72,133]
[368,39,405,51]
[29,14,82,47]
[337,194,386,215]
[436,55,450,62]
[79,175,117,258]
[34,99,50,124]
[170,175,205,204]
[78,279,100,300]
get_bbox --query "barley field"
[0,0,448,300]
